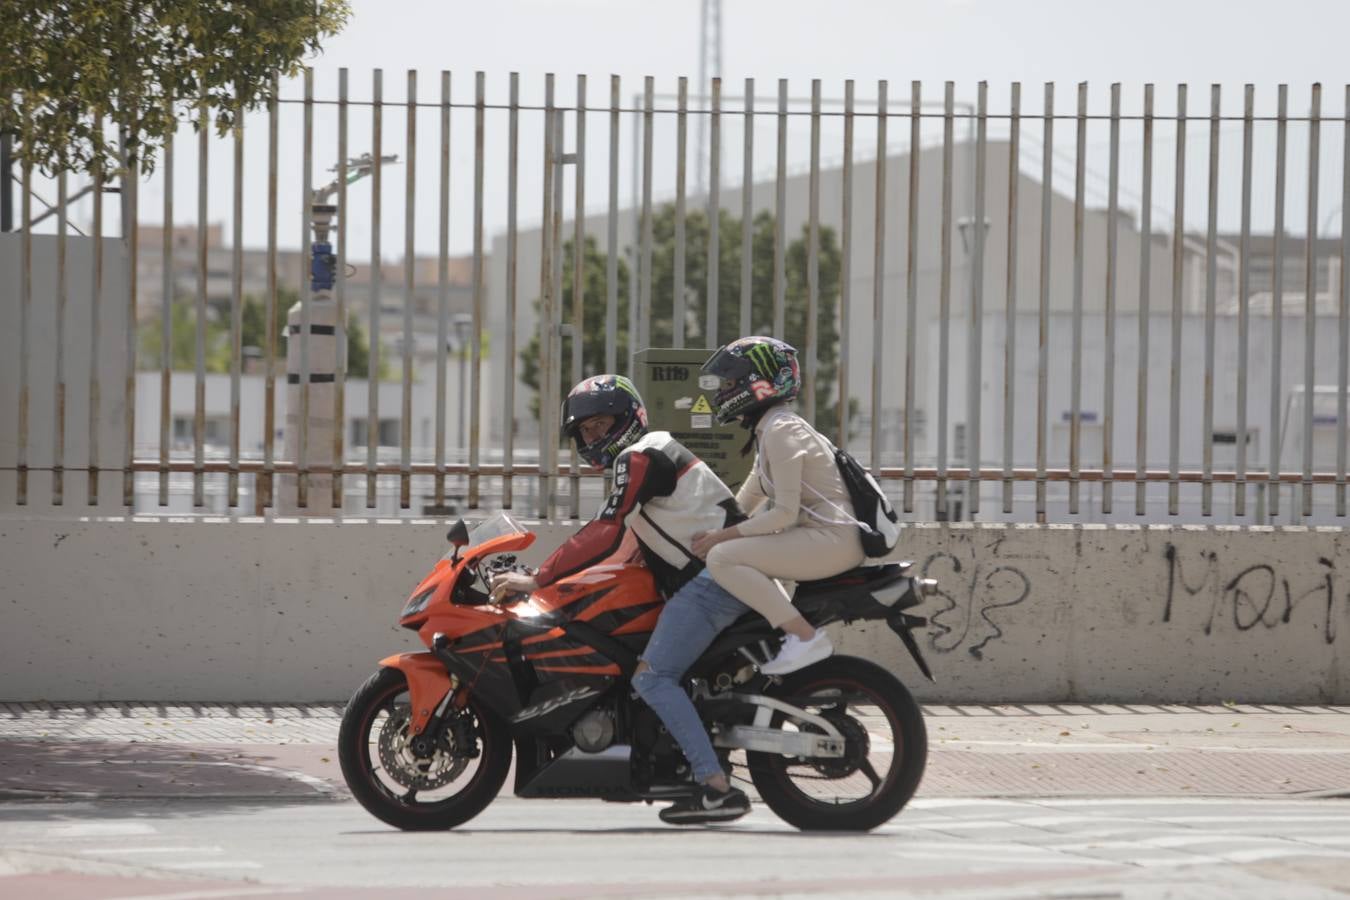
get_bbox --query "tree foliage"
[140,286,375,380]
[0,0,349,178]
[520,204,850,439]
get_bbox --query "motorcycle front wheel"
[747,655,927,831]
[338,666,512,830]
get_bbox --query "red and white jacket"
[535,431,743,596]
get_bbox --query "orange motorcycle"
[338,513,936,831]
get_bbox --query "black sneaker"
[658,784,751,825]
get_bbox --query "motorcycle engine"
[571,708,616,753]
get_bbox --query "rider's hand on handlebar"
[489,571,538,604]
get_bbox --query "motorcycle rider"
[489,373,755,824]
[690,336,866,674]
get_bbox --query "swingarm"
[709,692,848,759]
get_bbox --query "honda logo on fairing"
[513,685,601,722]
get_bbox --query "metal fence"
[5,72,1349,523]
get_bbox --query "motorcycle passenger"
[690,336,865,675]
[488,374,755,824]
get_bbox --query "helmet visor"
[700,348,755,381]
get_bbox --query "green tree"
[1,0,349,178]
[520,205,850,439]
[139,297,230,373]
[141,285,377,379]
[519,235,631,419]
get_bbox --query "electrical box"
[633,348,753,493]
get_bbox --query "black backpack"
[830,446,901,559]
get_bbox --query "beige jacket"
[734,405,856,537]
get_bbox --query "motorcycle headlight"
[402,586,435,617]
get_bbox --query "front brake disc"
[376,707,469,790]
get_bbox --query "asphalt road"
[4,796,1350,898]
[4,702,1350,898]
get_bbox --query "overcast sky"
[36,1,1350,255]
[314,0,1346,98]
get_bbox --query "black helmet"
[560,374,649,468]
[700,336,802,425]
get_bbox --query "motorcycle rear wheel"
[338,666,512,830]
[747,655,927,831]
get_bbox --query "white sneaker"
[760,630,833,675]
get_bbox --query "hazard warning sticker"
[690,395,713,414]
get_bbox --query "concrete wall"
[1,517,1346,703]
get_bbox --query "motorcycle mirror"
[447,520,470,548]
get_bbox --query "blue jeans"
[632,568,751,784]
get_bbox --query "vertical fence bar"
[1036,83,1054,522]
[628,92,639,371]
[674,76,687,349]
[936,82,954,519]
[1269,86,1288,520]
[806,79,821,423]
[504,72,519,509]
[366,69,383,509]
[839,79,854,448]
[471,71,488,511]
[334,69,350,512]
[52,173,67,505]
[874,79,892,477]
[968,81,988,516]
[1136,84,1155,516]
[903,81,918,512]
[1302,84,1322,519]
[1069,83,1086,516]
[550,104,565,518]
[122,139,139,508]
[773,79,787,339]
[298,69,315,510]
[1003,83,1021,514]
[640,76,654,353]
[1235,85,1254,518]
[261,78,279,513]
[88,166,103,505]
[569,73,587,519]
[16,154,30,505]
[158,122,173,507]
[1339,85,1350,517]
[1202,84,1221,516]
[400,70,416,510]
[1168,84,1187,517]
[434,71,449,510]
[707,77,721,347]
[1103,83,1121,515]
[194,101,210,509]
[229,111,244,508]
[607,75,619,375]
[538,75,556,519]
[740,78,753,338]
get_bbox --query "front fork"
[378,651,455,737]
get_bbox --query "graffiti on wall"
[921,549,1033,659]
[1162,543,1345,644]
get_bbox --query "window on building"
[172,416,230,448]
[350,418,401,447]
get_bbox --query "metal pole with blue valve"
[281,153,397,515]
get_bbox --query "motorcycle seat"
[794,561,912,593]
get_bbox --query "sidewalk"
[3,702,1350,801]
